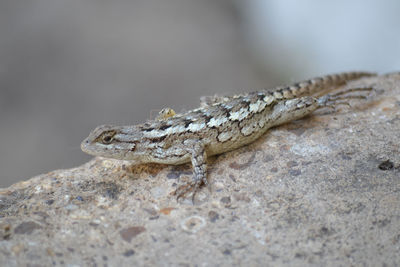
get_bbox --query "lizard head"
[82,122,191,165]
[81,124,150,162]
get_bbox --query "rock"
[1,73,399,266]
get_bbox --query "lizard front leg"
[174,140,208,202]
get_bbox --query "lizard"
[81,71,376,201]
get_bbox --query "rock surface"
[1,73,399,266]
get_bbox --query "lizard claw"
[174,179,207,203]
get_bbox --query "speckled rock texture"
[1,73,399,266]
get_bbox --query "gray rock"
[1,73,399,266]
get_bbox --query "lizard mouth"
[80,137,123,159]
[80,138,96,156]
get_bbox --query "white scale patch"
[241,120,259,136]
[258,116,268,128]
[145,129,165,138]
[273,91,283,99]
[187,122,206,132]
[217,131,232,142]
[263,95,274,105]
[221,103,233,109]
[249,101,260,113]
[165,125,187,135]
[249,100,267,113]
[229,107,249,121]
[145,124,187,138]
[240,125,253,136]
[207,116,228,127]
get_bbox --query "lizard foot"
[318,87,374,110]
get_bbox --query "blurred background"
[1,0,400,187]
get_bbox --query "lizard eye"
[100,132,116,144]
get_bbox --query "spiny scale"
[81,71,376,201]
